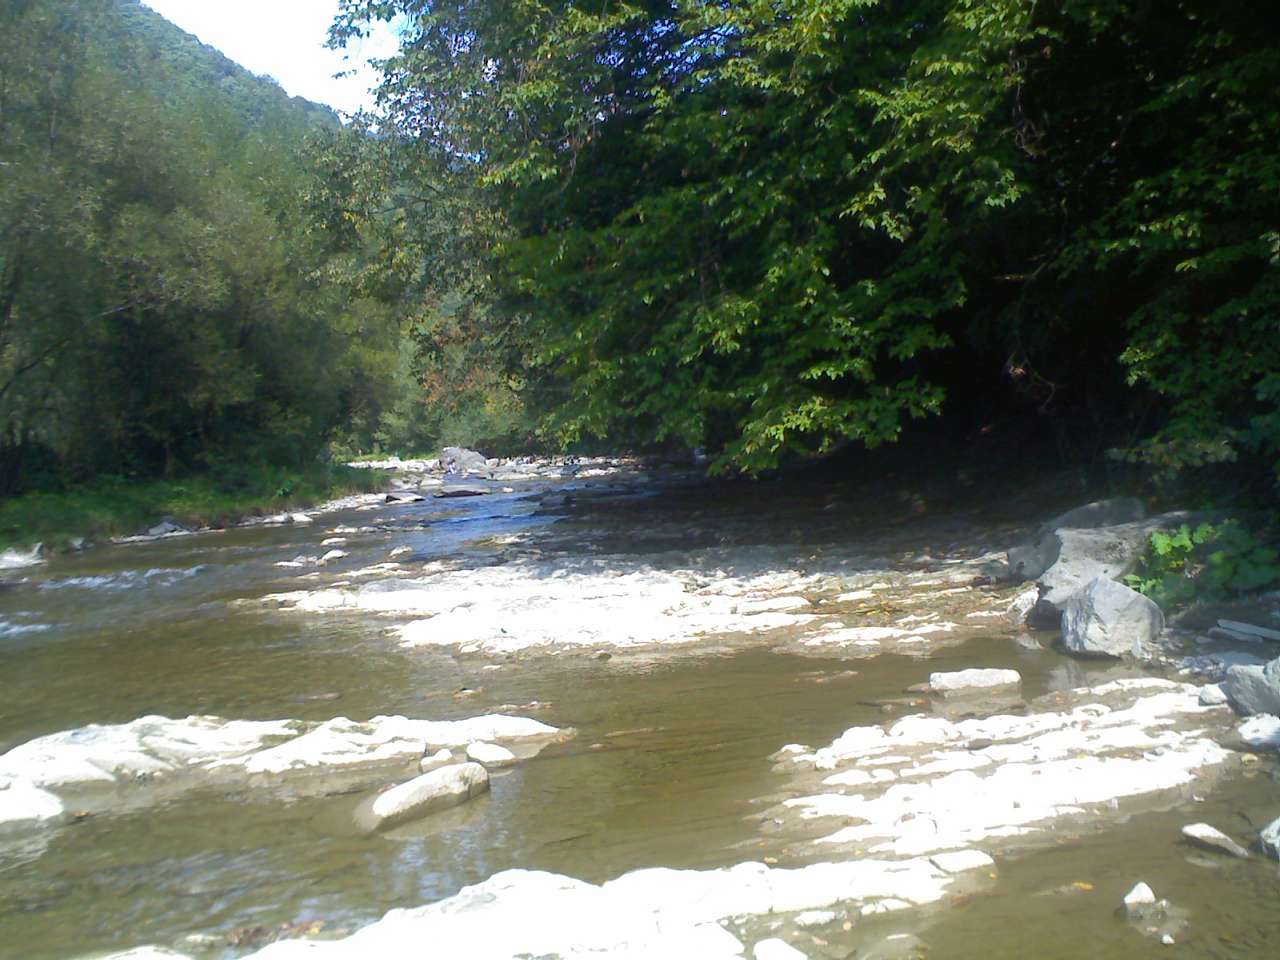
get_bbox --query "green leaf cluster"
[334,0,1280,479]
[1126,521,1280,608]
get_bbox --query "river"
[1,466,1277,959]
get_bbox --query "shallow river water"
[1,471,1277,959]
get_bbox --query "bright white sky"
[141,1,401,115]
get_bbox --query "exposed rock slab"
[771,679,1231,858]
[1060,577,1164,658]
[227,852,991,959]
[0,713,564,836]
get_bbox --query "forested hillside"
[332,0,1279,492]
[0,0,400,495]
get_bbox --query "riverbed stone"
[363,762,490,830]
[1006,498,1147,582]
[1198,683,1229,706]
[441,446,490,477]
[928,668,1021,698]
[419,748,453,773]
[1222,656,1280,716]
[1181,822,1250,859]
[465,741,517,768]
[1123,881,1156,911]
[222,851,988,960]
[1259,815,1280,860]
[1060,578,1163,658]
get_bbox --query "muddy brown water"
[1,475,1278,959]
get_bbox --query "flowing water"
[1,473,1277,959]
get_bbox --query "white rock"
[79,950,193,959]
[1238,714,1280,749]
[792,909,836,928]
[321,537,348,546]
[388,546,414,560]
[466,742,517,768]
[929,669,1021,698]
[290,513,314,525]
[1008,587,1039,624]
[754,938,808,960]
[365,763,490,830]
[320,549,349,564]
[1181,822,1249,859]
[778,681,1231,857]
[1199,683,1229,706]
[0,775,65,832]
[419,748,454,773]
[1124,882,1156,909]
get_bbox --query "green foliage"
[1126,521,1280,608]
[0,0,399,493]
[332,0,1280,479]
[0,464,384,550]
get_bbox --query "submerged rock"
[1060,577,1163,658]
[1180,822,1249,859]
[361,762,489,831]
[465,742,517,769]
[928,668,1021,698]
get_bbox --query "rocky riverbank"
[5,455,1280,958]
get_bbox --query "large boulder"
[1060,577,1164,658]
[441,447,490,477]
[1007,498,1147,581]
[360,762,490,831]
[1222,656,1280,716]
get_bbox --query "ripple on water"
[37,566,207,592]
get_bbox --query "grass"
[0,463,388,550]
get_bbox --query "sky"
[141,1,401,114]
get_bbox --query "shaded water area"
[2,470,1278,958]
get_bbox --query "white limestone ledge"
[89,852,996,960]
[767,678,1236,858]
[0,713,566,836]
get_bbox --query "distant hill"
[112,0,340,132]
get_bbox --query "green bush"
[1126,521,1280,609]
